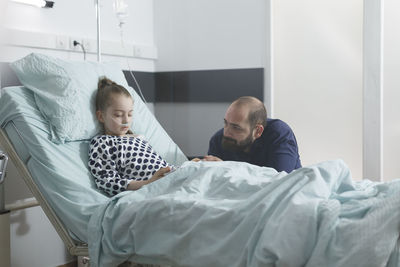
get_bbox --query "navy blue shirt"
[208,118,301,173]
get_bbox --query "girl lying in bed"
[88,77,196,196]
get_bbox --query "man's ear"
[253,124,264,139]
[96,110,104,123]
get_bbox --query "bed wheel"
[78,256,90,267]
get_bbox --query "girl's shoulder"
[90,134,148,146]
[90,135,114,146]
[127,133,146,140]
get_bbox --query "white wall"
[154,0,267,72]
[1,0,155,71]
[383,0,400,181]
[272,0,363,179]
[153,0,269,156]
[155,103,230,156]
[0,1,155,266]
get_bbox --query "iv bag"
[113,0,128,26]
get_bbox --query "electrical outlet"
[55,36,69,50]
[83,39,97,53]
[134,46,142,57]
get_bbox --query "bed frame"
[0,127,90,258]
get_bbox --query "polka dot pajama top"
[88,135,171,196]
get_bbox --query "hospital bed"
[1,53,400,267]
[0,53,187,266]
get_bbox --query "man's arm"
[267,121,301,173]
[270,138,300,172]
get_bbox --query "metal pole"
[0,181,5,214]
[5,197,39,212]
[95,0,101,62]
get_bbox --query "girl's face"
[97,93,133,136]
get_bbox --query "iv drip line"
[112,0,148,104]
[117,20,148,104]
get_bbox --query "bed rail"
[0,128,89,257]
[5,197,39,211]
[0,150,8,213]
[0,148,10,267]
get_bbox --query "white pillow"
[11,53,129,143]
[11,53,187,165]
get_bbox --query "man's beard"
[221,134,254,153]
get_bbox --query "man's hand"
[202,155,222,162]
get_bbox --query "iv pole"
[95,0,101,62]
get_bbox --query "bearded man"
[205,96,301,173]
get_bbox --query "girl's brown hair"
[96,77,132,111]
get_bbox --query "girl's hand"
[151,167,171,181]
[127,167,171,191]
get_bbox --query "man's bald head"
[230,96,267,128]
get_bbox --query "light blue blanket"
[88,160,400,267]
